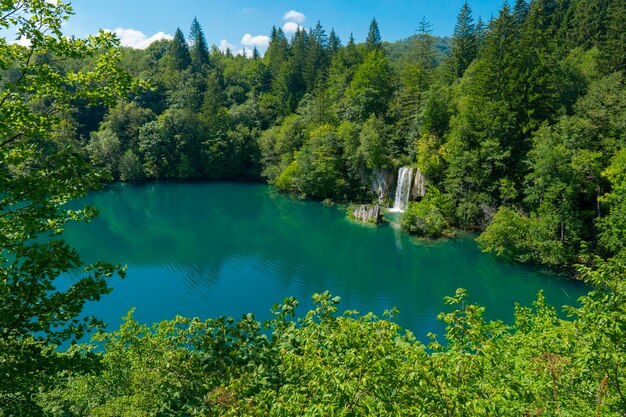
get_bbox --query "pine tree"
[393,17,436,142]
[512,0,562,134]
[304,22,328,91]
[252,46,260,60]
[189,17,209,70]
[289,28,309,99]
[450,1,477,78]
[365,17,382,51]
[568,0,610,49]
[481,3,516,101]
[328,29,341,55]
[413,17,436,102]
[475,16,487,48]
[266,26,290,74]
[603,0,626,72]
[344,33,362,67]
[513,0,529,25]
[169,28,191,70]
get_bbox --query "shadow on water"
[62,182,589,341]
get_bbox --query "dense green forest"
[66,0,625,270]
[1,0,626,416]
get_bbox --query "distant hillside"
[383,35,451,65]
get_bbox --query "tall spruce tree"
[475,16,487,48]
[568,0,610,49]
[289,28,309,100]
[304,21,329,91]
[603,0,626,72]
[365,17,382,51]
[513,0,530,25]
[266,26,289,74]
[328,29,341,55]
[392,17,437,150]
[414,17,436,103]
[169,28,191,70]
[189,17,210,70]
[450,1,477,79]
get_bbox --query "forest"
[69,0,626,270]
[1,0,626,415]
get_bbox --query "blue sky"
[63,0,506,53]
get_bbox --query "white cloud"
[106,28,172,49]
[282,22,304,34]
[218,39,237,53]
[240,33,269,47]
[283,10,305,23]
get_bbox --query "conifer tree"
[475,16,487,48]
[169,28,191,70]
[568,0,610,49]
[413,17,436,103]
[365,17,382,51]
[603,0,626,72]
[289,28,309,99]
[189,17,209,70]
[393,17,436,146]
[450,1,477,78]
[304,22,328,91]
[328,29,341,55]
[266,26,289,74]
[344,33,362,67]
[481,3,515,101]
[513,0,529,25]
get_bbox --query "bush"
[401,199,448,237]
[118,149,146,182]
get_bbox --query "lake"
[63,182,587,338]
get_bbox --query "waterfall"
[390,167,414,212]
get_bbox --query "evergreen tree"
[450,1,477,79]
[169,28,191,70]
[328,29,341,55]
[252,46,260,60]
[513,0,529,25]
[344,33,363,67]
[481,3,516,101]
[266,26,290,74]
[568,0,610,49]
[475,16,487,48]
[189,17,209,70]
[289,28,309,100]
[365,17,382,51]
[603,0,626,72]
[392,17,437,148]
[413,17,436,105]
[304,22,328,91]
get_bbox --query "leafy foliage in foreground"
[0,1,134,415]
[40,259,626,416]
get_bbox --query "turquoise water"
[63,182,587,338]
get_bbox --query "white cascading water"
[389,167,413,212]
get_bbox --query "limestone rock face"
[370,169,395,205]
[352,204,382,224]
[412,169,426,199]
